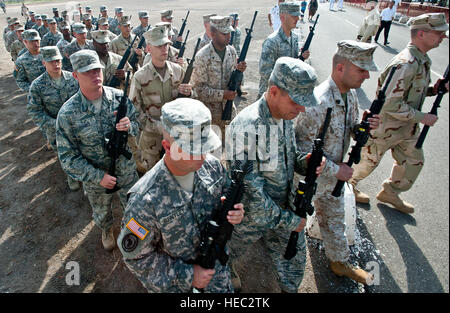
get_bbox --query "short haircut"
[267,79,288,95]
[332,53,350,69]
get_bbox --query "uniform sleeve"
[27,81,55,136]
[128,74,147,130]
[190,53,225,103]
[55,111,106,184]
[14,59,31,92]
[380,63,426,123]
[117,193,195,293]
[126,96,139,137]
[258,39,277,95]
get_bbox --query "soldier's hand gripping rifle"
[229,14,238,46]
[284,107,332,260]
[108,35,138,88]
[221,11,258,121]
[177,30,190,58]
[177,37,201,99]
[415,64,449,149]
[128,26,151,72]
[173,10,190,50]
[105,72,133,194]
[331,65,398,197]
[193,160,252,293]
[298,14,319,61]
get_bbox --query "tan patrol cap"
[143,26,172,46]
[91,30,111,44]
[119,15,132,26]
[210,16,234,34]
[98,17,109,26]
[160,10,174,19]
[408,13,449,32]
[203,13,217,23]
[336,40,378,72]
[155,22,175,36]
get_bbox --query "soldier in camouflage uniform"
[52,8,64,25]
[117,98,245,293]
[191,16,247,143]
[97,17,118,42]
[4,17,19,53]
[226,57,325,293]
[82,14,94,40]
[31,15,42,31]
[9,24,26,62]
[129,26,193,173]
[56,50,139,251]
[25,12,36,30]
[40,18,63,47]
[229,13,241,57]
[350,13,449,214]
[37,14,49,38]
[14,29,46,92]
[63,23,94,61]
[295,40,380,285]
[56,22,73,71]
[198,14,217,50]
[110,16,142,65]
[258,2,311,99]
[160,9,182,46]
[99,5,115,26]
[132,11,150,40]
[109,7,123,36]
[27,46,80,190]
[85,7,98,27]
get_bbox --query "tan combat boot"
[353,186,370,204]
[231,261,242,293]
[376,182,414,214]
[102,228,115,251]
[330,261,374,285]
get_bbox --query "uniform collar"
[148,60,174,82]
[408,42,432,67]
[78,87,114,113]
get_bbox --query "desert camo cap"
[91,30,110,44]
[82,14,92,21]
[155,22,175,36]
[203,13,217,23]
[98,17,109,25]
[70,50,105,73]
[144,26,172,46]
[336,40,378,71]
[119,15,132,25]
[279,2,301,16]
[22,29,41,41]
[161,98,222,156]
[41,46,63,62]
[269,57,318,107]
[160,10,174,19]
[14,24,25,31]
[408,13,449,32]
[210,16,234,34]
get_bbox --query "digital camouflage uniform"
[40,30,63,47]
[5,30,18,52]
[37,24,49,38]
[226,57,319,293]
[10,39,26,62]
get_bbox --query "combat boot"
[102,227,115,251]
[353,186,370,204]
[67,176,80,191]
[330,261,374,285]
[231,261,241,293]
[376,182,414,214]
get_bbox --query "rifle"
[221,11,258,121]
[177,30,190,58]
[173,10,190,50]
[331,65,398,197]
[284,107,332,260]
[298,14,319,61]
[177,37,201,98]
[229,14,238,46]
[108,35,138,88]
[193,160,252,293]
[415,64,449,149]
[105,72,133,194]
[128,26,150,71]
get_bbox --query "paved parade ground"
[0,0,448,294]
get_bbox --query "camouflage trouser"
[350,135,424,193]
[314,189,350,263]
[139,122,163,173]
[83,171,139,231]
[229,226,306,293]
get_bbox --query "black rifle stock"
[173,10,190,49]
[284,107,332,260]
[105,72,133,194]
[108,35,138,88]
[193,160,252,293]
[177,30,190,58]
[177,38,201,99]
[415,64,449,149]
[222,11,258,121]
[299,14,318,61]
[128,26,150,72]
[331,66,398,197]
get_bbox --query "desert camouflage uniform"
[129,61,185,172]
[190,42,238,139]
[142,45,180,66]
[117,154,233,293]
[350,43,434,193]
[99,51,132,87]
[40,30,63,47]
[226,96,309,293]
[14,50,46,92]
[110,33,139,59]
[357,7,381,43]
[56,87,139,230]
[9,39,26,61]
[258,27,299,98]
[295,77,360,262]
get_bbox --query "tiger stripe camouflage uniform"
[117,99,232,293]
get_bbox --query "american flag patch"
[126,218,149,240]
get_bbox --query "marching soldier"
[56,22,73,71]
[56,50,139,251]
[14,29,46,92]
[31,15,42,31]
[109,7,123,35]
[97,17,118,41]
[129,26,193,173]
[110,15,142,64]
[350,13,449,214]
[25,11,36,30]
[37,14,49,38]
[295,40,380,285]
[229,13,241,57]
[82,14,94,40]
[160,9,182,46]
[40,18,62,47]
[9,24,26,62]
[52,8,64,24]
[198,13,217,50]
[117,98,244,293]
[27,46,80,190]
[4,17,19,52]
[63,23,94,61]
[132,11,150,39]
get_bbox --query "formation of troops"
[2,1,449,293]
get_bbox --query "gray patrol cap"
[336,40,378,71]
[98,17,109,26]
[279,2,301,16]
[408,13,449,32]
[91,30,110,44]
[160,10,174,20]
[161,98,222,156]
[70,50,105,73]
[115,7,124,14]
[22,29,41,41]
[8,17,19,26]
[269,57,318,107]
[72,22,87,34]
[119,15,132,26]
[139,11,149,19]
[47,18,56,24]
[210,16,234,34]
[100,5,108,12]
[41,46,63,62]
[144,26,172,46]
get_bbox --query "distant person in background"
[268,0,285,32]
[357,1,381,43]
[337,0,344,11]
[308,0,319,22]
[374,1,396,45]
[300,1,307,22]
